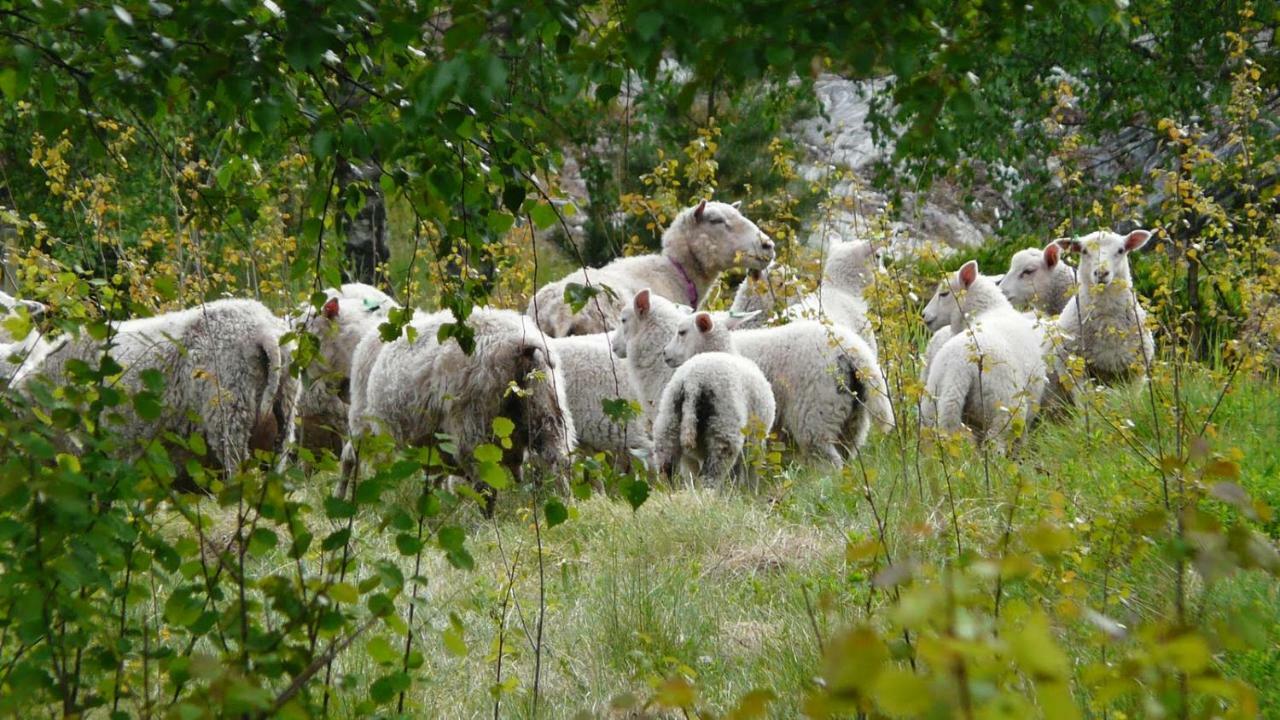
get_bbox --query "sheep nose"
[760,237,775,253]
[1094,270,1111,283]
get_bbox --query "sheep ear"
[693,200,707,223]
[322,297,340,320]
[1043,242,1060,268]
[731,200,742,209]
[695,312,713,333]
[1124,229,1152,252]
[633,289,651,315]
[958,260,979,288]
[1055,237,1083,254]
[726,310,760,329]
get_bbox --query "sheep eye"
[709,217,726,225]
[678,329,687,336]
[1021,268,1034,277]
[939,290,951,297]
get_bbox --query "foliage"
[0,0,1278,717]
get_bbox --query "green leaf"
[395,533,423,556]
[622,478,649,510]
[477,462,510,491]
[164,588,203,628]
[492,417,515,439]
[473,443,503,463]
[328,582,358,604]
[544,498,568,528]
[529,202,558,230]
[563,282,599,313]
[133,391,164,421]
[872,667,932,716]
[247,528,278,556]
[366,635,399,665]
[635,11,663,40]
[369,671,410,704]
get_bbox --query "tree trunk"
[337,157,390,289]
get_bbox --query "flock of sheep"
[0,199,1157,509]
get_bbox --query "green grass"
[184,363,1280,718]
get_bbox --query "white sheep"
[651,344,775,483]
[529,200,775,336]
[998,241,1076,315]
[533,329,649,463]
[1054,229,1156,383]
[609,289,689,426]
[662,308,895,464]
[920,271,1008,381]
[731,240,882,354]
[28,299,300,474]
[920,261,1048,442]
[292,284,398,454]
[342,307,577,513]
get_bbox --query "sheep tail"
[679,385,700,451]
[256,331,286,431]
[840,353,895,432]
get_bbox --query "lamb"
[730,240,881,354]
[661,306,895,464]
[651,341,775,482]
[921,271,1008,381]
[920,261,1048,442]
[531,329,649,463]
[292,284,398,454]
[529,200,775,337]
[609,290,689,426]
[342,307,576,513]
[1053,229,1156,383]
[998,241,1076,315]
[26,299,300,474]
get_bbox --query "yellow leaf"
[872,667,932,717]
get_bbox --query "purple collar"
[668,257,699,306]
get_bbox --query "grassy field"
[180,361,1280,718]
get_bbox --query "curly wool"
[528,201,774,337]
[920,263,1048,442]
[663,312,894,465]
[537,330,649,460]
[292,284,399,454]
[343,307,577,500]
[652,351,775,482]
[32,299,299,471]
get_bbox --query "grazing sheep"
[652,348,775,483]
[529,200,775,336]
[998,241,1076,315]
[342,307,576,513]
[731,241,882,353]
[610,289,690,426]
[663,310,894,464]
[28,299,300,474]
[1054,229,1156,383]
[920,261,1048,442]
[729,262,807,329]
[292,285,398,454]
[534,329,649,462]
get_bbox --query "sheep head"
[612,288,686,361]
[497,340,576,475]
[664,200,776,276]
[663,311,733,367]
[823,239,883,293]
[923,260,1007,332]
[1057,229,1151,290]
[998,241,1069,310]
